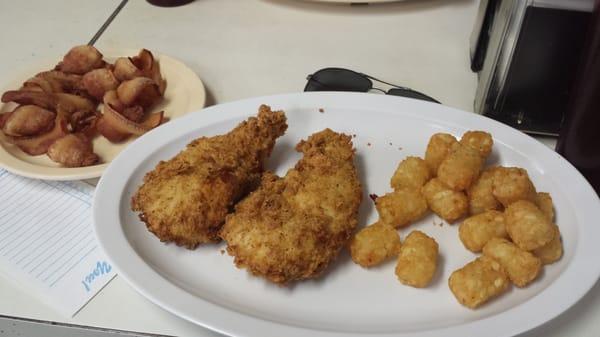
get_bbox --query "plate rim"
[93,92,600,337]
[0,50,206,181]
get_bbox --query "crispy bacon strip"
[6,117,68,155]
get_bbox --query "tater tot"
[390,156,432,190]
[482,238,542,287]
[395,230,438,288]
[467,167,502,215]
[448,256,509,309]
[535,192,554,222]
[458,210,507,252]
[350,222,401,268]
[505,200,554,251]
[422,178,468,223]
[437,145,484,191]
[533,224,563,264]
[460,130,493,159]
[375,189,429,228]
[492,167,537,207]
[424,133,459,176]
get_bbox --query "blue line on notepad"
[0,185,53,240]
[0,175,30,200]
[1,194,71,257]
[42,234,95,282]
[0,170,8,178]
[0,179,38,222]
[19,205,84,270]
[8,197,80,262]
[0,188,59,249]
[10,205,78,264]
[49,245,97,288]
[41,181,91,206]
[38,229,93,280]
[24,208,87,273]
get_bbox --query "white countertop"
[0,1,596,336]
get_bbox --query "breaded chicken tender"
[220,129,362,284]
[467,167,502,215]
[390,156,431,190]
[424,133,459,175]
[422,178,468,223]
[350,222,401,268]
[131,105,288,248]
[483,238,541,287]
[459,210,507,253]
[492,167,537,207]
[395,230,438,288]
[375,189,429,228]
[448,256,509,309]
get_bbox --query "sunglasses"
[304,67,441,104]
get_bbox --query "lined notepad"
[0,169,115,316]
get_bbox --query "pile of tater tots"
[350,130,562,309]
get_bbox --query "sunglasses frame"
[305,67,441,104]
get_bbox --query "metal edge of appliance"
[473,0,529,116]
[474,0,595,122]
[533,0,594,11]
[0,315,173,337]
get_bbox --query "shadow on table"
[262,0,474,14]
[516,278,600,336]
[203,83,217,107]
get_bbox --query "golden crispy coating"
[492,167,537,207]
[448,256,509,309]
[350,222,401,268]
[460,130,493,159]
[532,224,563,264]
[422,178,468,223]
[483,238,541,287]
[437,144,484,191]
[535,192,554,222]
[505,200,554,251]
[424,133,459,175]
[395,230,438,288]
[390,156,431,190]
[375,189,428,228]
[459,210,507,253]
[467,167,502,215]
[220,129,362,284]
[131,105,288,248]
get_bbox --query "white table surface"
[1,0,597,336]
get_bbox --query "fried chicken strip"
[131,105,287,248]
[220,129,362,284]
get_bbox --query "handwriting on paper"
[81,261,112,292]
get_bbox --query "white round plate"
[0,50,205,180]
[94,92,600,337]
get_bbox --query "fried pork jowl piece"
[220,129,362,284]
[131,105,288,248]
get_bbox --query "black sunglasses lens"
[305,69,372,92]
[387,88,441,104]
